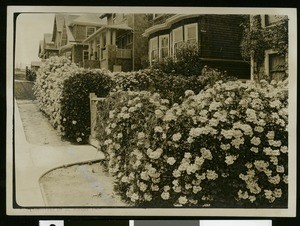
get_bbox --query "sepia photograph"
[6,6,297,216]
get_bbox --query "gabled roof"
[44,33,56,50]
[83,24,133,43]
[44,33,53,43]
[55,14,65,32]
[69,14,106,27]
[65,15,81,26]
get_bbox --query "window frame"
[83,50,89,61]
[264,49,286,79]
[261,14,287,28]
[159,34,169,59]
[184,23,198,43]
[172,26,183,58]
[86,26,96,38]
[149,37,159,64]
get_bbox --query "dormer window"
[86,27,96,38]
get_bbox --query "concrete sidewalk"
[14,100,104,207]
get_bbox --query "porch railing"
[116,49,132,59]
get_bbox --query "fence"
[89,93,105,147]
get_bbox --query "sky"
[15,13,55,68]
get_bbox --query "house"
[38,33,58,59]
[250,14,288,81]
[143,14,251,79]
[30,61,42,71]
[82,13,150,71]
[51,14,106,66]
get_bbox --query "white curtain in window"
[172,26,183,57]
[159,35,169,59]
[184,23,198,43]
[149,37,158,63]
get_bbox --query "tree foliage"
[240,15,288,78]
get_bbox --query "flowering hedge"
[97,79,288,208]
[33,56,226,144]
[34,56,113,143]
[112,67,228,105]
[33,56,79,129]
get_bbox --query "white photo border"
[6,6,297,216]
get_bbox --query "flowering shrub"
[96,91,171,205]
[34,56,113,143]
[97,79,288,208]
[33,56,79,129]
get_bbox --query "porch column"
[99,33,103,60]
[88,43,92,60]
[106,29,111,46]
[112,30,117,45]
[93,39,97,60]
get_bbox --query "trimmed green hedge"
[61,70,114,143]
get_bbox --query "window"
[86,27,96,38]
[127,33,133,44]
[172,26,183,57]
[83,50,89,61]
[263,15,286,27]
[184,23,198,43]
[149,37,158,63]
[159,35,169,59]
[265,50,286,80]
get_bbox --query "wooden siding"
[200,15,245,60]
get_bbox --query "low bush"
[98,79,288,208]
[151,42,204,76]
[25,68,37,81]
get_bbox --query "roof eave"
[143,14,200,37]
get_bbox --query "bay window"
[149,37,158,63]
[184,23,198,43]
[172,26,183,57]
[159,35,169,59]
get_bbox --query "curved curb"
[38,158,105,206]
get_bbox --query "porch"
[83,24,133,71]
